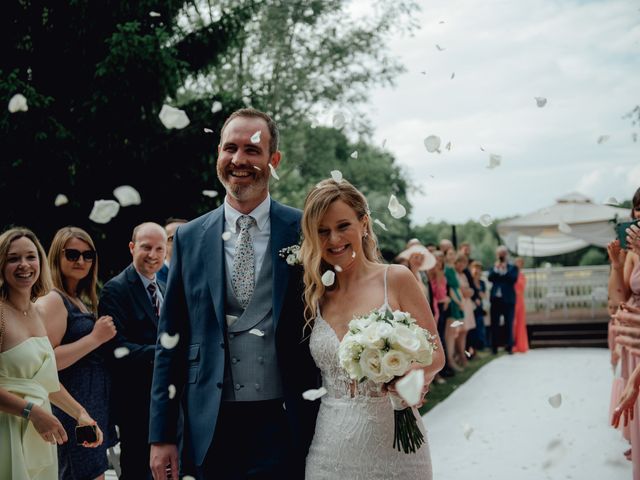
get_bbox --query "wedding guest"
[470,261,487,351]
[488,245,518,354]
[99,222,167,480]
[439,239,454,255]
[157,218,188,290]
[37,227,117,479]
[428,251,453,376]
[0,227,102,480]
[444,248,465,371]
[512,257,529,353]
[454,253,475,366]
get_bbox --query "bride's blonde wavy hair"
[300,179,382,337]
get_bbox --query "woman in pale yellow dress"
[0,227,103,480]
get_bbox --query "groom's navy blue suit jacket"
[148,200,320,467]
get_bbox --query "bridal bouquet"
[338,309,438,454]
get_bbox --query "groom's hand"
[150,443,178,480]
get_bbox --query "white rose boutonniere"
[279,244,301,266]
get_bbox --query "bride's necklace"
[4,299,31,317]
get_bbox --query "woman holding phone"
[0,227,102,480]
[37,227,116,480]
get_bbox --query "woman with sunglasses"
[0,227,103,480]
[37,227,116,480]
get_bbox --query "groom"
[149,108,320,479]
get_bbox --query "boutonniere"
[279,244,302,266]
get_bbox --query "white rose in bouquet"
[339,337,364,380]
[360,323,385,350]
[375,321,394,339]
[350,315,374,332]
[390,324,421,354]
[381,349,410,377]
[414,328,435,365]
[359,348,391,383]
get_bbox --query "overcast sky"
[351,0,640,225]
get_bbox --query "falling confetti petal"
[242,96,251,106]
[8,93,28,113]
[269,163,280,180]
[149,11,161,17]
[633,133,638,143]
[558,222,572,234]
[54,194,68,207]
[435,44,445,51]
[249,329,265,337]
[331,170,343,182]
[396,369,424,406]
[480,146,485,152]
[350,150,358,159]
[548,393,562,408]
[89,200,120,224]
[334,265,343,272]
[420,71,427,75]
[487,153,502,169]
[388,195,407,219]
[547,438,562,451]
[321,270,336,287]
[373,219,388,231]
[202,190,218,198]
[168,385,176,399]
[160,332,180,349]
[597,135,610,144]
[424,135,441,153]
[332,112,346,129]
[445,141,452,151]
[439,20,445,24]
[158,104,190,129]
[253,165,262,171]
[479,214,493,227]
[534,97,547,108]
[303,8,314,16]
[203,128,213,133]
[351,251,356,259]
[113,185,141,207]
[382,138,387,148]
[210,101,222,113]
[604,197,620,206]
[450,320,464,328]
[462,423,474,440]
[183,477,196,480]
[302,387,328,401]
[250,130,261,143]
[221,231,232,241]
[450,72,455,80]
[113,347,130,359]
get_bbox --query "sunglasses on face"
[63,248,96,262]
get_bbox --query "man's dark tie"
[147,282,160,318]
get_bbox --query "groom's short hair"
[220,108,279,156]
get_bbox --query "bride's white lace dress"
[305,269,433,479]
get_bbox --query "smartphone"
[616,220,639,249]
[75,424,98,445]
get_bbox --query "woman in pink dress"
[513,257,529,353]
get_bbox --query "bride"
[300,179,445,479]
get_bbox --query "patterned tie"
[147,282,160,318]
[232,215,256,309]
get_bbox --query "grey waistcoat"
[222,245,284,401]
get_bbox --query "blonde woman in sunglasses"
[37,227,117,480]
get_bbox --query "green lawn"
[419,350,504,415]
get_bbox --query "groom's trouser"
[197,399,293,480]
[490,298,515,353]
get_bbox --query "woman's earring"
[363,231,369,239]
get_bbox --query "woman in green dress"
[443,247,465,371]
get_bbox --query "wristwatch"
[22,401,34,420]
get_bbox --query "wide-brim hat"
[396,244,437,271]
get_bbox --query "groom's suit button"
[257,356,264,364]
[254,383,261,391]
[235,384,242,390]
[229,333,235,339]
[231,357,238,364]
[216,382,223,389]
[219,342,224,349]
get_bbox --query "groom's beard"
[217,165,270,202]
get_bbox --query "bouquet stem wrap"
[389,394,425,454]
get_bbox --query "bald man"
[100,222,167,480]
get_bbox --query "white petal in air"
[604,197,620,206]
[487,154,502,169]
[450,320,464,328]
[534,97,547,108]
[8,93,28,113]
[253,165,262,171]
[158,104,190,129]
[330,170,343,182]
[89,200,120,224]
[168,385,176,399]
[321,270,336,287]
[424,135,441,153]
[269,164,280,180]
[396,369,424,407]
[558,222,572,234]
[113,185,141,207]
[221,231,232,241]
[183,477,196,480]
[350,150,358,159]
[374,219,388,231]
[202,190,218,197]
[479,214,493,227]
[633,133,638,143]
[160,332,180,349]
[382,138,387,148]
[548,393,562,408]
[54,194,68,207]
[334,265,343,272]
[332,112,346,129]
[450,72,455,80]
[302,387,328,401]
[462,423,474,440]
[210,101,222,113]
[597,135,610,144]
[436,44,445,51]
[249,329,265,337]
[250,130,261,143]
[203,128,213,133]
[113,347,130,359]
[445,141,452,151]
[351,250,356,259]
[388,195,407,219]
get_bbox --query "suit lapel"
[126,265,157,327]
[202,207,226,332]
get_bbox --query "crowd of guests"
[607,187,640,480]
[393,238,530,381]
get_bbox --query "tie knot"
[238,215,256,231]
[147,282,157,295]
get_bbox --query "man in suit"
[156,218,188,290]
[149,108,320,480]
[100,222,167,480]
[487,245,519,354]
